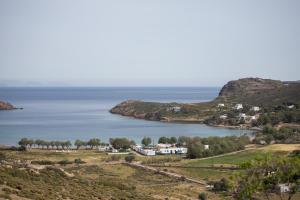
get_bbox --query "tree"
[158,136,169,144]
[177,136,190,146]
[35,139,43,148]
[28,139,34,148]
[44,141,51,149]
[234,156,300,200]
[141,137,151,147]
[74,139,84,150]
[170,136,177,144]
[186,137,204,159]
[50,141,56,149]
[257,114,270,126]
[54,141,61,149]
[110,138,132,150]
[88,138,101,149]
[18,138,29,149]
[65,141,72,149]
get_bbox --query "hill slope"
[216,78,300,107]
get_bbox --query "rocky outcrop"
[0,100,14,110]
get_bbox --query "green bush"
[74,158,86,164]
[125,155,135,163]
[58,160,73,166]
[31,160,55,165]
[198,192,207,200]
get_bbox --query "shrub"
[31,160,55,165]
[125,155,135,163]
[74,158,86,164]
[58,160,73,166]
[198,192,207,200]
[108,155,121,162]
[289,150,300,157]
[0,152,6,161]
[210,178,230,192]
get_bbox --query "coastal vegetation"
[185,135,249,159]
[254,126,300,144]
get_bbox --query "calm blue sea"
[0,87,250,145]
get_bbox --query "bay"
[0,87,250,145]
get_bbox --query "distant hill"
[110,78,300,125]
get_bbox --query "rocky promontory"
[0,100,15,110]
[110,78,300,127]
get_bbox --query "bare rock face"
[0,100,14,110]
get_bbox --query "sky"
[0,0,299,87]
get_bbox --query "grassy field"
[0,144,299,200]
[148,144,300,181]
[0,149,220,200]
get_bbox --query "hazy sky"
[0,0,299,86]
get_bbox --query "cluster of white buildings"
[132,143,188,156]
[218,103,261,122]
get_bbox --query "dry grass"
[259,144,300,152]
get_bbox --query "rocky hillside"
[110,78,300,124]
[0,100,14,110]
[216,78,300,107]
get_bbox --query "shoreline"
[113,113,258,131]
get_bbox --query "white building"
[112,149,118,153]
[234,104,243,110]
[204,145,209,150]
[172,106,181,112]
[250,116,257,120]
[132,145,155,156]
[97,146,110,152]
[217,103,225,107]
[238,113,247,119]
[140,149,156,156]
[156,143,173,148]
[278,184,290,193]
[220,114,227,119]
[251,106,260,112]
[158,147,187,154]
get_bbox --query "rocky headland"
[110,78,300,128]
[0,100,15,110]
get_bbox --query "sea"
[0,87,251,145]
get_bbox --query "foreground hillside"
[110,78,300,128]
[1,144,299,200]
